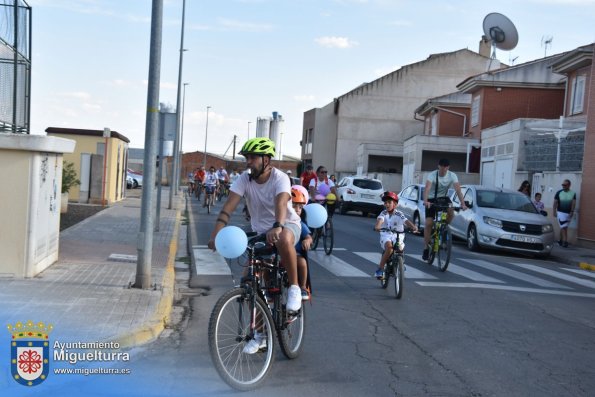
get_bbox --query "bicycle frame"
[427,203,451,272]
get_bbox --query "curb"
[113,203,181,349]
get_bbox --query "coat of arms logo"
[7,320,53,386]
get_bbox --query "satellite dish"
[483,12,518,52]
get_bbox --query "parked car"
[127,169,143,189]
[336,176,384,217]
[449,185,554,257]
[398,184,454,231]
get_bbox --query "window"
[303,128,313,154]
[471,95,480,127]
[353,179,382,190]
[570,75,586,115]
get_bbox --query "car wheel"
[339,200,348,215]
[467,224,479,251]
[133,180,139,189]
[362,211,369,218]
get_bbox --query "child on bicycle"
[374,191,418,279]
[291,186,313,300]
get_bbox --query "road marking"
[356,252,436,279]
[309,251,369,277]
[562,268,595,279]
[459,259,570,289]
[447,263,504,283]
[193,247,231,275]
[414,282,595,298]
[509,263,595,289]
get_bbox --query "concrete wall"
[307,49,493,176]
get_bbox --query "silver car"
[449,185,555,257]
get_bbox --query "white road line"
[459,259,571,290]
[447,263,504,283]
[356,252,436,279]
[309,251,369,277]
[414,282,595,298]
[509,263,595,289]
[193,248,231,275]
[562,268,595,279]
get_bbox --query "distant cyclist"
[422,158,466,260]
[309,165,337,216]
[203,166,219,207]
[374,192,418,279]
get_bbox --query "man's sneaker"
[243,332,266,354]
[563,241,569,248]
[374,269,384,279]
[301,288,310,301]
[287,285,302,312]
[422,248,429,261]
[558,240,563,246]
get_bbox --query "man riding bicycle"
[422,158,466,260]
[374,191,418,279]
[208,137,303,315]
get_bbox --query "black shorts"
[425,197,452,219]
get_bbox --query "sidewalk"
[0,188,183,347]
[549,241,595,271]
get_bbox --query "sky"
[26,0,595,158]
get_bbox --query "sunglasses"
[562,184,569,187]
[319,171,328,174]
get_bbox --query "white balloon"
[304,203,328,228]
[215,226,248,258]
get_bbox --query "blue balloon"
[304,203,328,228]
[215,226,248,258]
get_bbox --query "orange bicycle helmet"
[381,191,398,202]
[291,187,307,204]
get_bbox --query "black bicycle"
[378,228,405,299]
[310,200,334,255]
[208,233,306,391]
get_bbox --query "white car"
[398,184,454,231]
[336,176,384,217]
[127,169,143,189]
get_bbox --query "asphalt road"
[31,194,595,396]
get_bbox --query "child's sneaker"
[242,332,266,354]
[374,269,384,279]
[301,288,309,301]
[286,285,302,312]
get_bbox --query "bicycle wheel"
[208,287,275,391]
[323,219,334,255]
[277,281,306,359]
[311,228,320,250]
[380,261,389,289]
[207,194,212,214]
[436,226,452,272]
[394,255,404,299]
[427,237,436,266]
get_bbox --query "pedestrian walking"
[553,179,576,248]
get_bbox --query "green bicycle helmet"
[239,137,276,157]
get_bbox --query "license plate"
[510,235,539,243]
[361,194,376,199]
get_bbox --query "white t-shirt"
[229,172,240,186]
[309,177,335,196]
[377,209,407,233]
[231,168,301,234]
[426,170,458,199]
[204,172,218,187]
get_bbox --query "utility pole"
[203,106,211,168]
[135,0,163,289]
[169,0,186,209]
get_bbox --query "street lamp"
[247,121,252,140]
[179,82,189,180]
[203,106,211,168]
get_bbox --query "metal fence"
[0,0,31,134]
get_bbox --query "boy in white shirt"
[373,191,418,279]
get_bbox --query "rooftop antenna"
[509,54,519,65]
[542,36,553,57]
[482,12,518,69]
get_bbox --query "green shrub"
[62,161,81,194]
